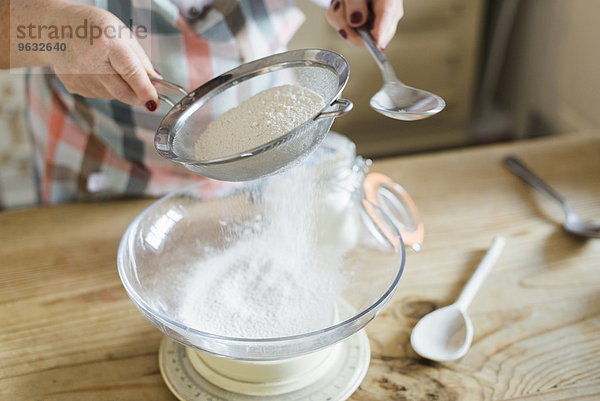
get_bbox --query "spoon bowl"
[503,156,600,238]
[410,305,473,362]
[410,236,506,362]
[357,28,445,121]
[564,209,600,238]
[370,82,446,121]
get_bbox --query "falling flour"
[194,85,325,160]
[177,167,346,339]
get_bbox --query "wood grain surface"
[1,132,599,400]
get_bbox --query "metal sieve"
[153,49,353,182]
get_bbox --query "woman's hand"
[326,0,404,50]
[45,4,160,111]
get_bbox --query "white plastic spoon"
[410,235,506,362]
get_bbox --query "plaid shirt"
[26,0,304,204]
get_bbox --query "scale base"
[159,330,370,401]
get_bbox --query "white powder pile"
[177,167,346,339]
[194,85,325,160]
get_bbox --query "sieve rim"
[154,48,351,167]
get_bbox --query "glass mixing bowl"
[117,175,406,361]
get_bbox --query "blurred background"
[1,0,599,209]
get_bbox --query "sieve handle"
[150,77,188,108]
[314,98,353,121]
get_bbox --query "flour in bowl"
[194,85,325,160]
[177,166,347,339]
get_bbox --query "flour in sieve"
[194,85,325,160]
[177,166,346,339]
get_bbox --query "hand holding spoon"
[410,235,506,362]
[356,28,446,121]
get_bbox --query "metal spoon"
[410,236,506,362]
[356,28,446,121]
[503,156,600,238]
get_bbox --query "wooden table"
[1,132,599,400]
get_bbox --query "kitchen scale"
[158,325,370,401]
[117,134,422,401]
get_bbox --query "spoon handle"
[356,28,398,82]
[455,235,506,312]
[503,156,567,205]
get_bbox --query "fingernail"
[338,29,347,39]
[153,68,163,77]
[350,11,363,24]
[380,46,386,52]
[332,0,340,11]
[145,100,158,112]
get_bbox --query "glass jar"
[308,132,423,252]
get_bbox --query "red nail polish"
[380,46,386,52]
[338,29,347,39]
[333,0,340,11]
[153,68,163,77]
[145,100,158,112]
[350,11,363,24]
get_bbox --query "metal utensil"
[410,236,506,362]
[150,77,189,106]
[356,28,445,121]
[151,49,353,182]
[503,156,600,238]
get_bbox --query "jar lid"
[363,173,424,251]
